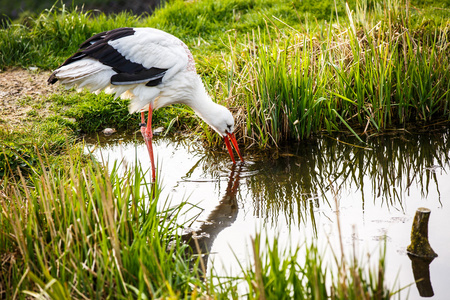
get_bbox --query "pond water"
[85,128,450,299]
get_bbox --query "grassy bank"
[1,0,449,151]
[0,150,400,299]
[230,2,450,147]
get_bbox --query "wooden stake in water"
[407,207,437,258]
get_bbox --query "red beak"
[224,132,244,163]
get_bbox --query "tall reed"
[234,232,396,299]
[225,0,450,148]
[0,150,206,298]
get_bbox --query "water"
[85,129,450,299]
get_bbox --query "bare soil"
[0,68,57,127]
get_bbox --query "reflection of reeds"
[92,129,448,234]
[238,130,450,228]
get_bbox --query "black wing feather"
[48,27,168,86]
[111,68,167,86]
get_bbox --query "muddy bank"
[0,68,56,127]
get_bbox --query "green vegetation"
[0,150,400,298]
[1,152,206,298]
[0,121,75,178]
[231,3,450,147]
[1,0,448,150]
[0,0,448,297]
[245,234,392,299]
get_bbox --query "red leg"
[140,105,156,182]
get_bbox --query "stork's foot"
[140,123,153,142]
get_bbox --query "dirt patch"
[0,68,58,127]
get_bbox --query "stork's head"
[201,103,244,164]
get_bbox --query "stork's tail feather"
[48,56,162,114]
[47,58,116,91]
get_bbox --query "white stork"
[48,27,244,181]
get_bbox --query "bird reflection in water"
[182,164,242,274]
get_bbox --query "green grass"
[0,150,208,299]
[0,0,448,177]
[0,1,446,298]
[0,149,401,299]
[224,0,450,147]
[49,91,198,134]
[0,6,141,69]
[241,234,394,299]
[0,121,76,178]
[0,0,341,69]
[1,0,449,149]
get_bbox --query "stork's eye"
[226,124,232,133]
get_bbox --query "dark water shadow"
[181,164,242,274]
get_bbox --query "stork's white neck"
[189,82,220,122]
[188,76,232,136]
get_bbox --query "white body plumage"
[49,27,235,137]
